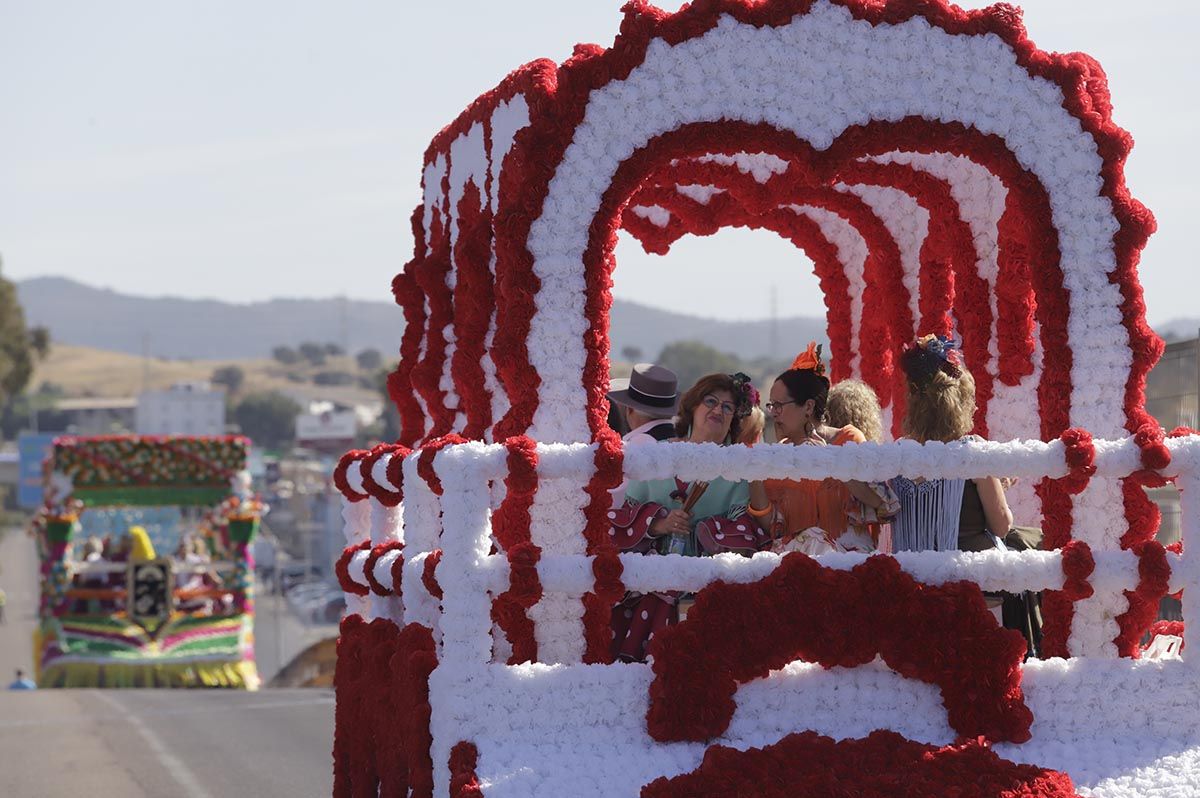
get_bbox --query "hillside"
[1159,318,1200,342]
[16,276,824,362]
[29,343,381,409]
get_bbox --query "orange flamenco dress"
[759,425,898,553]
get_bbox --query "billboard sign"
[17,432,57,510]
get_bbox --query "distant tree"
[620,346,644,363]
[657,340,744,394]
[355,348,382,371]
[272,345,299,365]
[374,366,401,442]
[0,382,67,439]
[29,326,50,360]
[298,342,326,365]
[313,370,354,387]
[211,365,245,396]
[233,392,301,451]
[0,257,34,409]
[323,342,344,356]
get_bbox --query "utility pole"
[769,284,779,360]
[141,331,151,392]
[339,295,349,359]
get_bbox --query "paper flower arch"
[330,2,1198,797]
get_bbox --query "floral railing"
[339,433,1199,663]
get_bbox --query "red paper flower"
[646,553,1032,744]
[364,540,405,598]
[422,550,444,601]
[641,729,1080,798]
[335,540,371,597]
[1114,540,1171,657]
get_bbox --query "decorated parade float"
[32,435,261,689]
[330,1,1198,795]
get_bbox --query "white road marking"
[0,694,335,729]
[91,690,217,798]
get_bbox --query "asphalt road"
[0,526,338,797]
[0,688,335,797]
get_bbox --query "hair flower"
[729,372,759,417]
[901,333,963,383]
[790,342,826,376]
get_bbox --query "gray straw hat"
[607,363,680,419]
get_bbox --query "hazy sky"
[1,1,1195,325]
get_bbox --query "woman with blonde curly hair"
[826,378,896,549]
[826,379,886,443]
[736,405,766,446]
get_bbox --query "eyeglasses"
[701,395,737,416]
[764,400,798,415]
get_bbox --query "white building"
[136,382,226,436]
[295,401,358,455]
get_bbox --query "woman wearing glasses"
[608,372,770,662]
[748,343,899,554]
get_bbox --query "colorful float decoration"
[331,1,1199,795]
[33,435,261,689]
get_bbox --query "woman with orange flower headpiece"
[747,343,899,554]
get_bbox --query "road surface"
[0,688,334,797]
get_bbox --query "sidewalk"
[251,581,338,685]
[0,524,39,684]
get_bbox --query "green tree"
[324,342,344,356]
[656,340,743,394]
[298,342,326,365]
[0,382,66,439]
[233,392,301,451]
[355,348,382,371]
[0,260,34,409]
[620,345,643,363]
[272,345,299,365]
[29,326,50,360]
[313,370,354,386]
[374,366,400,442]
[211,365,245,396]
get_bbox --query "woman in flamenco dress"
[748,343,899,555]
[609,372,770,662]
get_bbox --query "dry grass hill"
[30,343,381,408]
